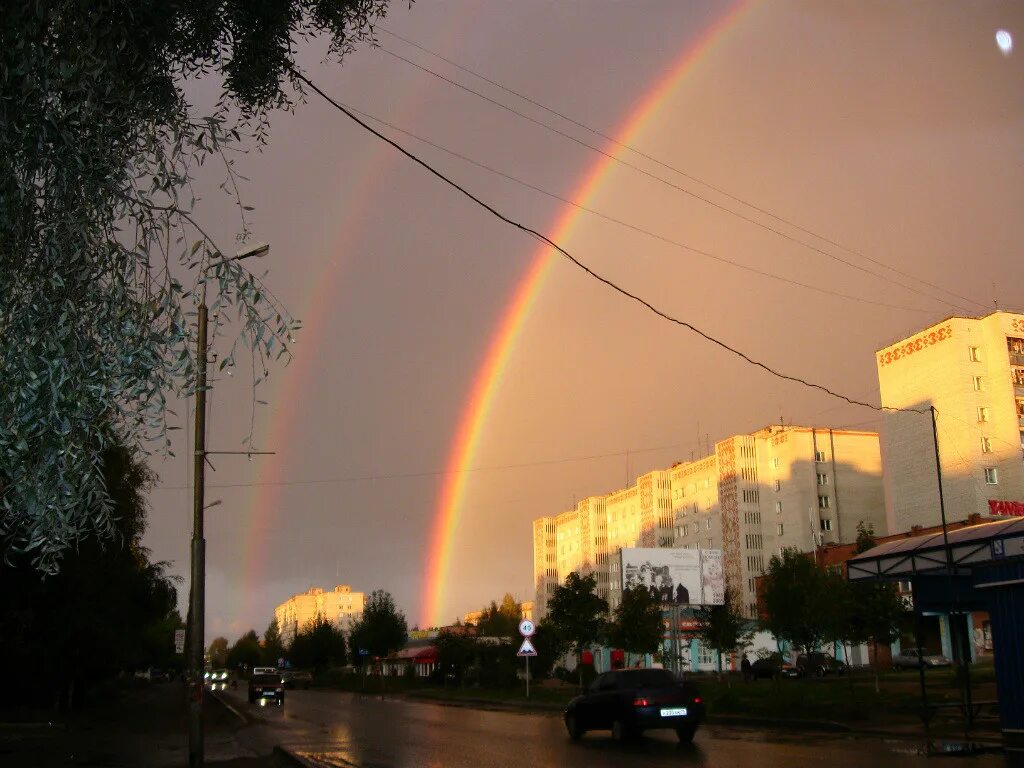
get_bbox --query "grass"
[314,661,999,729]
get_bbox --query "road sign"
[358,648,369,656]
[517,638,537,657]
[174,629,185,654]
[518,619,535,637]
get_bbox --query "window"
[820,518,832,532]
[985,467,999,485]
[775,501,783,515]
[706,538,713,548]
[969,346,981,362]
[981,437,992,454]
[815,450,826,462]
[818,495,831,509]
[777,523,784,535]
[816,472,829,485]
[771,457,780,469]
[973,375,984,392]
[978,406,990,423]
[774,479,781,492]
[706,518,712,530]
[682,524,689,537]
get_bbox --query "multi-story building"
[273,585,365,646]
[533,425,887,620]
[877,311,1024,533]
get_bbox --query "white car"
[891,649,952,670]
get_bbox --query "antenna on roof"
[993,282,999,310]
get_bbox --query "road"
[218,687,1016,768]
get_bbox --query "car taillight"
[693,697,702,704]
[633,697,649,707]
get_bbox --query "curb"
[0,721,67,732]
[706,714,850,733]
[273,745,321,767]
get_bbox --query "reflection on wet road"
[222,688,1011,768]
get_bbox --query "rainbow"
[420,0,757,627]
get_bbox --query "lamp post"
[188,242,270,768]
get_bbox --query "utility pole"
[187,243,272,768]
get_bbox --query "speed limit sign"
[518,619,535,637]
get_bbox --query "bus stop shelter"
[848,518,1024,747]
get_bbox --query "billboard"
[620,548,725,606]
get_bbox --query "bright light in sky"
[996,29,1013,55]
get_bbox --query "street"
[219,688,1014,768]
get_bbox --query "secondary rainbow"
[420,0,757,627]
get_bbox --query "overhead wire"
[335,98,938,315]
[380,28,989,313]
[289,67,927,416]
[374,45,985,314]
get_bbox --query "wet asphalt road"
[221,688,1015,768]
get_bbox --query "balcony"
[1009,352,1024,367]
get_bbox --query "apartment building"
[878,311,1024,532]
[533,426,886,620]
[273,584,365,646]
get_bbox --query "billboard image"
[620,548,725,606]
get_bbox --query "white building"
[534,425,887,620]
[273,585,365,646]
[877,311,1024,532]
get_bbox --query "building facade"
[877,311,1024,533]
[533,425,887,620]
[273,585,365,646]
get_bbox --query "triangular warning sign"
[517,638,537,657]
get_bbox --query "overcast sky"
[143,0,1024,641]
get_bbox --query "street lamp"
[188,243,269,768]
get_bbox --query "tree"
[262,619,286,667]
[529,618,567,681]
[226,630,262,672]
[848,581,907,692]
[854,521,877,555]
[547,572,608,687]
[208,637,230,669]
[289,614,347,671]
[476,593,521,637]
[433,630,477,687]
[0,442,179,709]
[694,589,755,680]
[760,549,835,657]
[607,587,663,665]
[1,1,389,573]
[349,590,409,660]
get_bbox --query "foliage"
[606,587,663,658]
[854,521,877,555]
[0,442,179,709]
[226,629,262,671]
[433,630,477,687]
[760,549,840,656]
[547,572,607,686]
[289,614,347,670]
[475,593,521,636]
[349,590,408,661]
[262,618,286,667]
[0,0,390,572]
[208,637,229,669]
[529,618,567,680]
[693,588,755,673]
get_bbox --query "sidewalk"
[0,682,280,767]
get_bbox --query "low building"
[273,585,365,646]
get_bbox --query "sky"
[143,0,1024,641]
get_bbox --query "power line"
[154,441,688,491]
[374,44,986,314]
[291,68,926,416]
[337,98,937,315]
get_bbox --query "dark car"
[281,670,313,690]
[796,653,847,678]
[564,668,704,743]
[247,672,285,706]
[749,653,800,680]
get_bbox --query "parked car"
[281,670,313,690]
[564,668,704,743]
[749,653,800,680]
[796,653,847,678]
[891,649,952,670]
[248,671,285,706]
